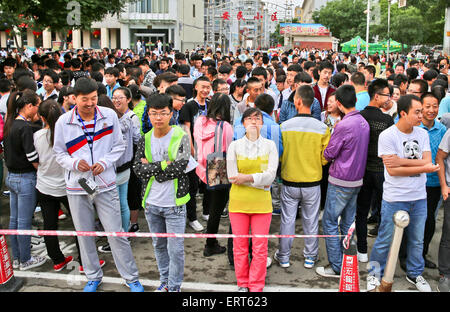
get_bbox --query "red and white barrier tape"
[0,229,347,239]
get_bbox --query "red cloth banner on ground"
[0,235,13,285]
[339,241,360,292]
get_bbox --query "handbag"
[206,121,230,190]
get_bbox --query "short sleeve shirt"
[378,125,431,202]
[438,128,450,187]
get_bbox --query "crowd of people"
[0,43,450,293]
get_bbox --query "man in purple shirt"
[315,84,370,278]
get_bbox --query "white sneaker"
[357,252,368,263]
[237,287,249,292]
[189,220,204,232]
[304,256,316,269]
[274,251,290,268]
[366,275,380,292]
[315,266,340,278]
[406,275,432,292]
[20,255,46,271]
[266,257,272,268]
[13,259,19,269]
[31,235,44,244]
[202,214,209,221]
[30,240,46,251]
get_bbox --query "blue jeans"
[322,183,361,273]
[117,182,130,232]
[145,204,186,292]
[369,199,426,279]
[6,172,37,263]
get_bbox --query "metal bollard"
[375,210,410,292]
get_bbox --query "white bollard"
[375,210,410,292]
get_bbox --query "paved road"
[0,193,444,293]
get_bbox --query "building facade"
[204,0,271,52]
[280,23,339,50]
[0,0,204,52]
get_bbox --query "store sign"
[280,23,331,36]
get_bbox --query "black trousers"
[127,168,143,211]
[198,180,209,216]
[37,190,81,265]
[439,198,450,277]
[204,186,230,247]
[399,186,441,261]
[355,171,384,254]
[320,163,331,209]
[186,170,201,222]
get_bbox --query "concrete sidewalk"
[0,193,444,292]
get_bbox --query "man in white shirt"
[367,94,438,292]
[281,64,303,107]
[0,78,11,118]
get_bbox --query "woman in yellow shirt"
[226,108,278,292]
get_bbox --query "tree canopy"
[312,0,446,47]
[0,0,135,47]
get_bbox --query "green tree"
[312,0,368,42]
[371,0,444,46]
[313,0,446,49]
[0,0,136,48]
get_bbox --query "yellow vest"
[228,155,272,214]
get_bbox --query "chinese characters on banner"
[222,11,230,20]
[221,11,278,22]
[271,12,278,21]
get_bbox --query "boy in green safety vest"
[132,93,191,292]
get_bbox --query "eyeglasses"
[244,116,262,122]
[407,90,422,94]
[149,112,171,117]
[377,93,391,97]
[112,96,127,101]
[218,88,230,92]
[173,98,186,103]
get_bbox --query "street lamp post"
[265,1,292,49]
[387,0,391,62]
[284,0,288,47]
[366,0,370,57]
[445,6,450,57]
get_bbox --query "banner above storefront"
[280,23,331,36]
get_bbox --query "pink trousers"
[229,212,272,292]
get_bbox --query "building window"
[193,4,196,18]
[133,0,168,13]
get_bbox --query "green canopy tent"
[341,36,367,53]
[378,39,407,53]
[368,42,384,54]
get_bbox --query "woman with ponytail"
[4,90,46,270]
[124,84,145,232]
[128,83,146,135]
[97,90,140,252]
[34,99,79,271]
